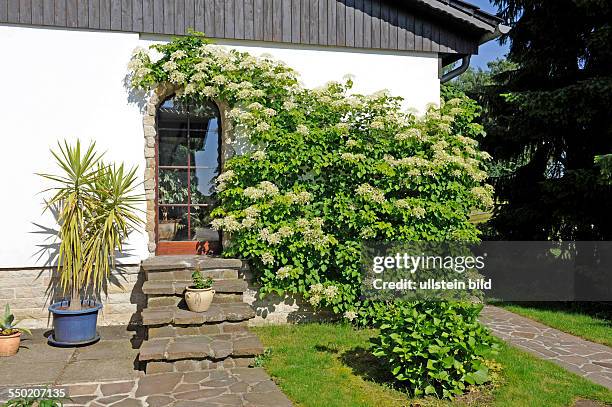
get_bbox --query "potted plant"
[39,140,143,346]
[0,304,32,357]
[185,269,215,312]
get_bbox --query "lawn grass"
[495,302,612,347]
[253,323,612,407]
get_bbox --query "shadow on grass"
[315,343,398,387]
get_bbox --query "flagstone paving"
[0,326,292,406]
[481,305,612,390]
[0,368,291,407]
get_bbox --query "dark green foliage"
[371,302,498,399]
[191,269,213,289]
[482,0,612,240]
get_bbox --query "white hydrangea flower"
[244,187,265,200]
[471,185,494,208]
[217,170,235,184]
[170,50,187,60]
[277,226,294,238]
[221,215,241,232]
[276,266,293,279]
[211,75,227,85]
[263,108,277,117]
[308,294,321,306]
[311,217,324,227]
[211,218,224,230]
[241,217,256,228]
[255,122,270,132]
[370,120,385,130]
[244,205,260,218]
[248,102,264,110]
[252,150,266,161]
[169,71,186,84]
[344,311,357,321]
[162,60,178,72]
[296,125,309,136]
[341,152,366,162]
[258,181,279,196]
[412,207,426,219]
[283,100,296,110]
[323,285,339,300]
[261,252,274,266]
[310,283,324,294]
[356,183,386,204]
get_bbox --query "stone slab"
[141,256,243,271]
[139,333,262,362]
[142,303,255,326]
[143,279,248,295]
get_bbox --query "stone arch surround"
[141,85,232,255]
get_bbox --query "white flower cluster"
[370,120,385,130]
[395,128,425,142]
[394,199,427,218]
[283,100,297,110]
[341,152,366,162]
[356,183,386,204]
[285,191,313,205]
[344,310,357,321]
[216,170,235,192]
[259,225,294,245]
[211,215,241,232]
[252,150,266,161]
[296,125,310,136]
[261,252,274,266]
[276,265,294,280]
[127,47,152,85]
[471,185,494,209]
[308,283,339,306]
[243,181,279,199]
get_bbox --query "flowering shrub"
[129,34,493,317]
[372,302,498,399]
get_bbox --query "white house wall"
[0,25,440,269]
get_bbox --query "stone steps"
[139,255,260,375]
[142,279,248,295]
[139,332,264,362]
[146,268,240,281]
[142,303,256,326]
[142,255,244,271]
[149,321,250,339]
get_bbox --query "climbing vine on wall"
[129,33,493,319]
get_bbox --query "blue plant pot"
[48,300,102,346]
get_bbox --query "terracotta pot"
[0,332,21,357]
[185,287,215,312]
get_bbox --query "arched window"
[156,97,222,255]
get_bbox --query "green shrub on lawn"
[371,301,498,399]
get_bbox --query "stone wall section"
[0,266,145,329]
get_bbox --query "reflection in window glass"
[156,97,222,245]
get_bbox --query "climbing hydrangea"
[129,33,493,316]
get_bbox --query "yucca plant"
[39,140,143,311]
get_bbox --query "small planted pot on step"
[185,269,215,312]
[48,300,102,346]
